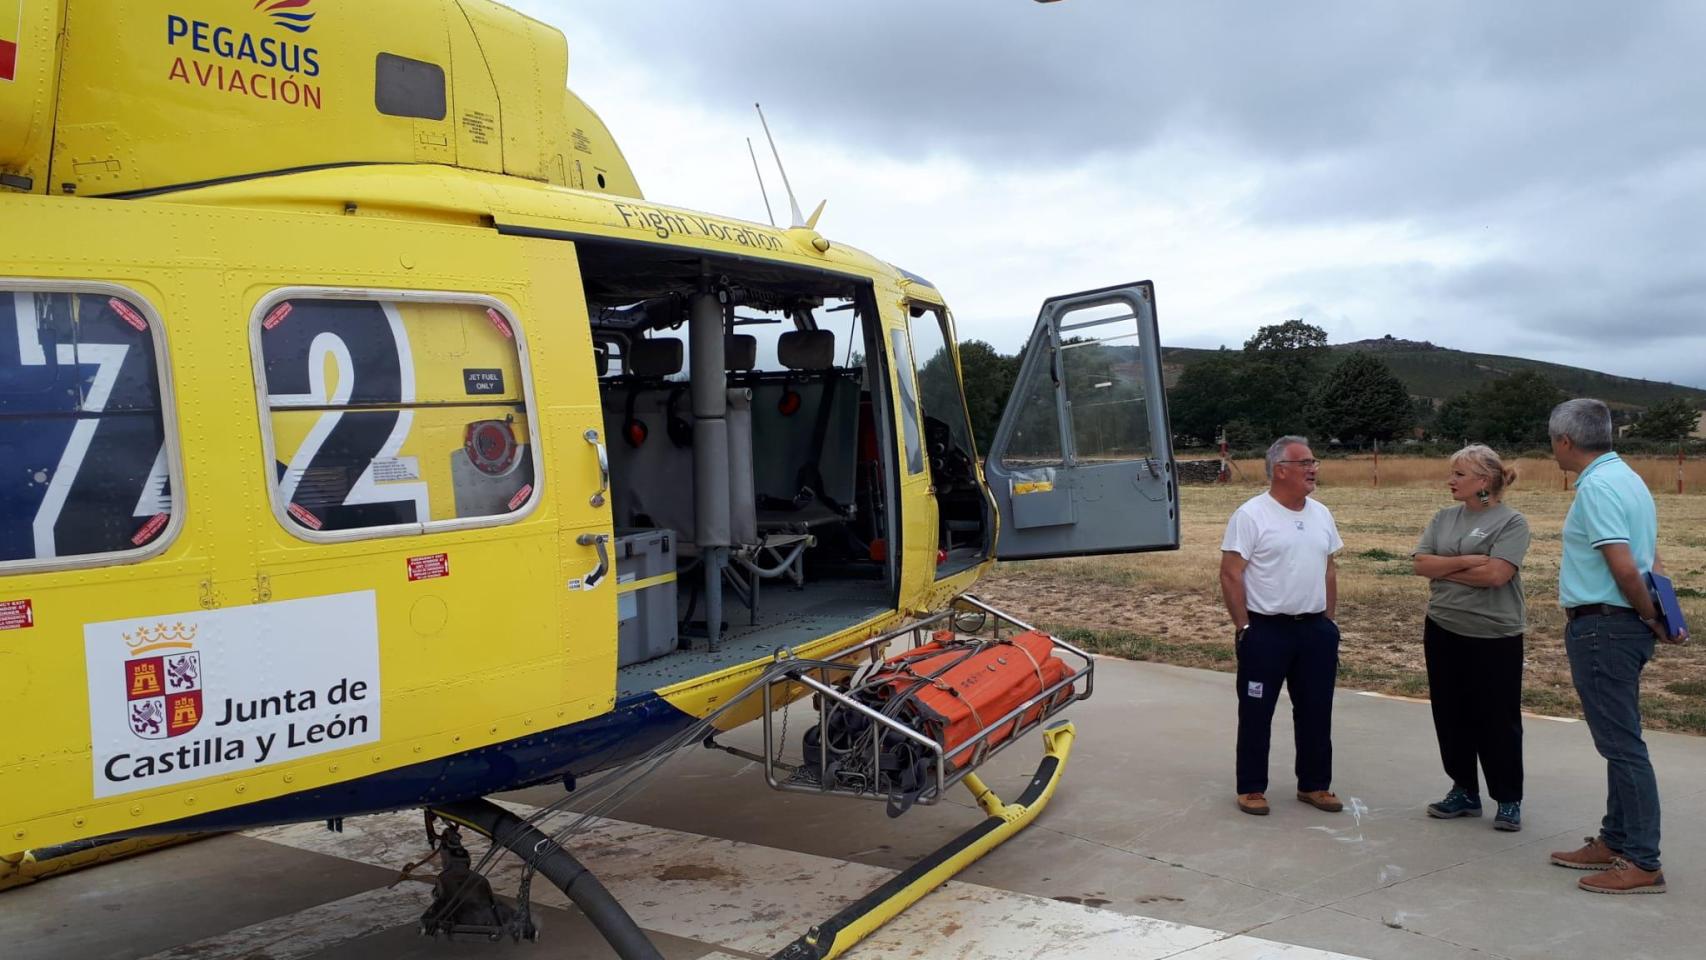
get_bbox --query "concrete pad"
[519,658,1706,960]
[279,903,726,960]
[0,835,391,960]
[1240,905,1493,960]
[3,656,1702,960]
[253,803,1360,960]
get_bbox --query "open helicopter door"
[985,281,1178,559]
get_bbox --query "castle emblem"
[123,623,204,739]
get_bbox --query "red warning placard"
[0,599,33,630]
[1,1,21,83]
[407,554,449,581]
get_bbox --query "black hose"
[432,798,663,960]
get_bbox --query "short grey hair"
[1265,435,1310,479]
[1548,398,1613,453]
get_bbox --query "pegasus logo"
[255,0,316,34]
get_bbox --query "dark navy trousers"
[1236,612,1340,795]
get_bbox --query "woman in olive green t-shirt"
[1412,444,1531,832]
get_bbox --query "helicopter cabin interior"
[575,241,989,692]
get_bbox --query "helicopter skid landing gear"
[773,720,1078,960]
[427,798,663,960]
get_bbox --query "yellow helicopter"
[0,1,1177,955]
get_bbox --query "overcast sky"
[513,1,1706,388]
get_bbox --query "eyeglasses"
[1278,459,1320,468]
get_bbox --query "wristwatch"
[1234,625,1249,645]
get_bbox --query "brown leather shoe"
[1550,836,1623,870]
[1297,790,1344,812]
[1237,792,1269,816]
[1578,858,1666,894]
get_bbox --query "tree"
[1411,396,1438,435]
[1476,371,1565,448]
[1244,319,1329,354]
[1434,371,1563,449]
[953,339,1020,453]
[1241,320,1330,438]
[1168,351,1248,447]
[1306,353,1414,445]
[1434,391,1474,443]
[1630,397,1701,442]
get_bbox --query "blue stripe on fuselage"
[122,691,697,836]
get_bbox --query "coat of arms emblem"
[123,624,203,739]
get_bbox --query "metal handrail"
[757,594,1095,807]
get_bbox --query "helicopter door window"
[906,305,981,472]
[905,303,988,570]
[1058,304,1151,463]
[999,334,1065,468]
[254,292,540,540]
[0,286,182,571]
[888,329,925,475]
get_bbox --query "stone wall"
[1176,459,1226,485]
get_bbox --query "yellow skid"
[0,834,206,892]
[773,721,1078,960]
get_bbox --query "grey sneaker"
[1494,801,1522,832]
[1427,786,1483,819]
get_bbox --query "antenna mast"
[755,103,807,228]
[746,137,776,227]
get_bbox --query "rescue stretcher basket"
[758,594,1093,807]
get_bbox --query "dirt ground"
[980,464,1706,735]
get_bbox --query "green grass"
[1358,548,1401,562]
[1521,687,1577,713]
[1675,587,1706,599]
[1665,680,1706,698]
[1641,698,1706,736]
[1337,662,1397,686]
[1051,626,1236,665]
[1394,675,1431,697]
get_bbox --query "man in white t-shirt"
[1219,435,1346,817]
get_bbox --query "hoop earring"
[1476,489,1491,505]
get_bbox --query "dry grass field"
[1222,454,1706,494]
[981,457,1706,735]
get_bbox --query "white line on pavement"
[1354,689,1579,722]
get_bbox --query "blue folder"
[1645,571,1690,641]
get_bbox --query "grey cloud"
[524,0,1706,387]
[545,2,1701,172]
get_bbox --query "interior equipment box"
[615,528,678,667]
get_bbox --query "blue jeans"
[1565,613,1661,870]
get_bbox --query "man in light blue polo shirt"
[1545,398,1686,895]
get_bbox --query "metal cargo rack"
[756,594,1094,807]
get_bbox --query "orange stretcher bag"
[856,630,1075,815]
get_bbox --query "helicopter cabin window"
[254,293,537,539]
[374,53,447,120]
[0,287,180,571]
[905,303,989,573]
[1000,334,1065,468]
[1059,301,1152,463]
[579,240,898,685]
[889,330,925,476]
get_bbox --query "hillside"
[1161,337,1706,410]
